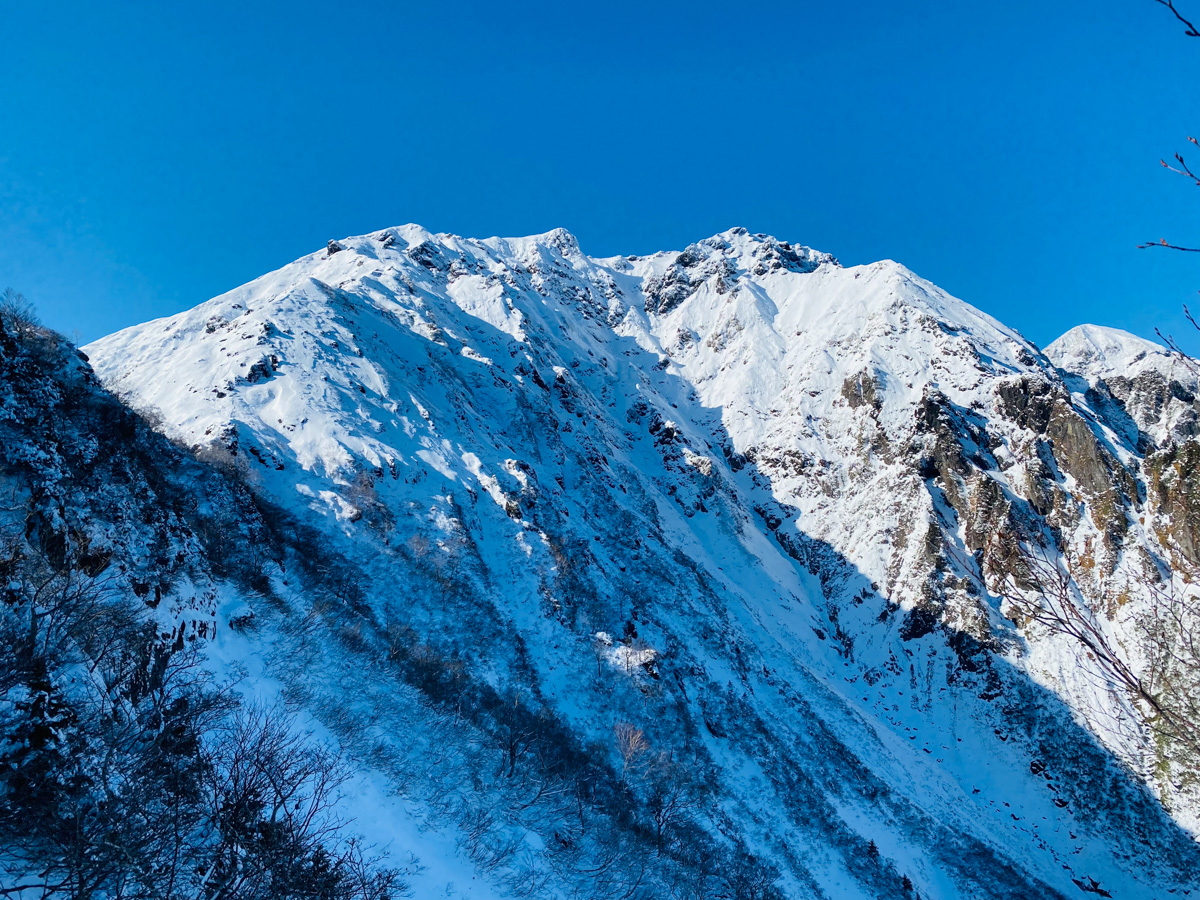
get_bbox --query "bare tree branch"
[1137,238,1200,251]
[1159,137,1200,185]
[1154,0,1200,36]
[993,539,1200,760]
[1153,304,1200,373]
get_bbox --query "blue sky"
[2,1,1199,350]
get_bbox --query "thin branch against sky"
[1154,0,1200,36]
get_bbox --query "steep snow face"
[617,238,1055,611]
[629,238,1040,441]
[86,227,1200,899]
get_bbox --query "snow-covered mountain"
[76,226,1200,897]
[1048,324,1175,381]
[1048,323,1200,444]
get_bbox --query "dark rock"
[900,606,939,641]
[842,370,882,412]
[1147,439,1200,566]
[407,240,452,274]
[996,376,1056,434]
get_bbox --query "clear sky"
[3,1,1199,351]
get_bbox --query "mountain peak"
[1046,323,1179,381]
[698,227,840,270]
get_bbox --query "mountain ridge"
[77,225,1200,898]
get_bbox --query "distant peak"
[682,228,841,272]
[1046,324,1180,381]
[1047,324,1166,360]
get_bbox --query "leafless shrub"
[0,287,39,338]
[0,528,404,899]
[406,532,470,611]
[614,722,651,784]
[994,539,1200,763]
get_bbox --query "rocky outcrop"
[841,370,883,411]
[1147,439,1200,567]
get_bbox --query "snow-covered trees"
[0,314,403,899]
[0,542,404,900]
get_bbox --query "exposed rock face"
[841,370,883,411]
[81,228,1200,898]
[992,374,1135,549]
[1147,440,1200,566]
[996,375,1056,433]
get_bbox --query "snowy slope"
[0,310,522,899]
[85,227,1200,898]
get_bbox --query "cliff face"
[76,227,1200,898]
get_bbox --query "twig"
[1159,138,1200,185]
[1155,303,1200,374]
[1137,238,1200,251]
[1154,0,1200,36]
